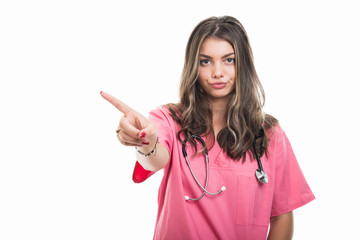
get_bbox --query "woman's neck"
[210,98,229,137]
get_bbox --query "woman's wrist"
[136,137,159,157]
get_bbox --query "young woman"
[101,16,314,240]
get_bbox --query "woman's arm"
[136,140,169,172]
[267,211,294,240]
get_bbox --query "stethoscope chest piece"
[255,169,268,184]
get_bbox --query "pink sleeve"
[132,107,173,183]
[148,107,174,155]
[270,126,315,217]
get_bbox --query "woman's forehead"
[200,38,234,56]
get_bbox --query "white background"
[1,0,359,239]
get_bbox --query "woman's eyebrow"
[199,54,212,59]
[199,53,235,58]
[222,53,235,58]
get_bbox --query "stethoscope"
[182,134,268,201]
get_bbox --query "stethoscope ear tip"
[185,196,190,200]
[221,186,226,191]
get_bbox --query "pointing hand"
[100,91,157,147]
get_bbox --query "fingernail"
[100,91,103,94]
[139,132,146,138]
[142,140,149,145]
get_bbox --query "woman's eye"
[200,59,210,65]
[226,58,235,63]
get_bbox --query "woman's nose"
[212,62,224,79]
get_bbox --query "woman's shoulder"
[264,116,293,152]
[263,113,279,133]
[263,113,288,145]
[149,103,181,126]
[150,103,176,116]
[150,105,170,115]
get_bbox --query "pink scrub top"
[132,107,315,240]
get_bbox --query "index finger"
[100,91,132,114]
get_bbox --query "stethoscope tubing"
[182,134,268,201]
[183,135,225,201]
[253,140,264,172]
[185,152,224,197]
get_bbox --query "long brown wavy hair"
[166,16,278,161]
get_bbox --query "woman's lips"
[210,82,227,89]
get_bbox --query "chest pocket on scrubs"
[236,172,273,227]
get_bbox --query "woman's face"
[198,38,236,102]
